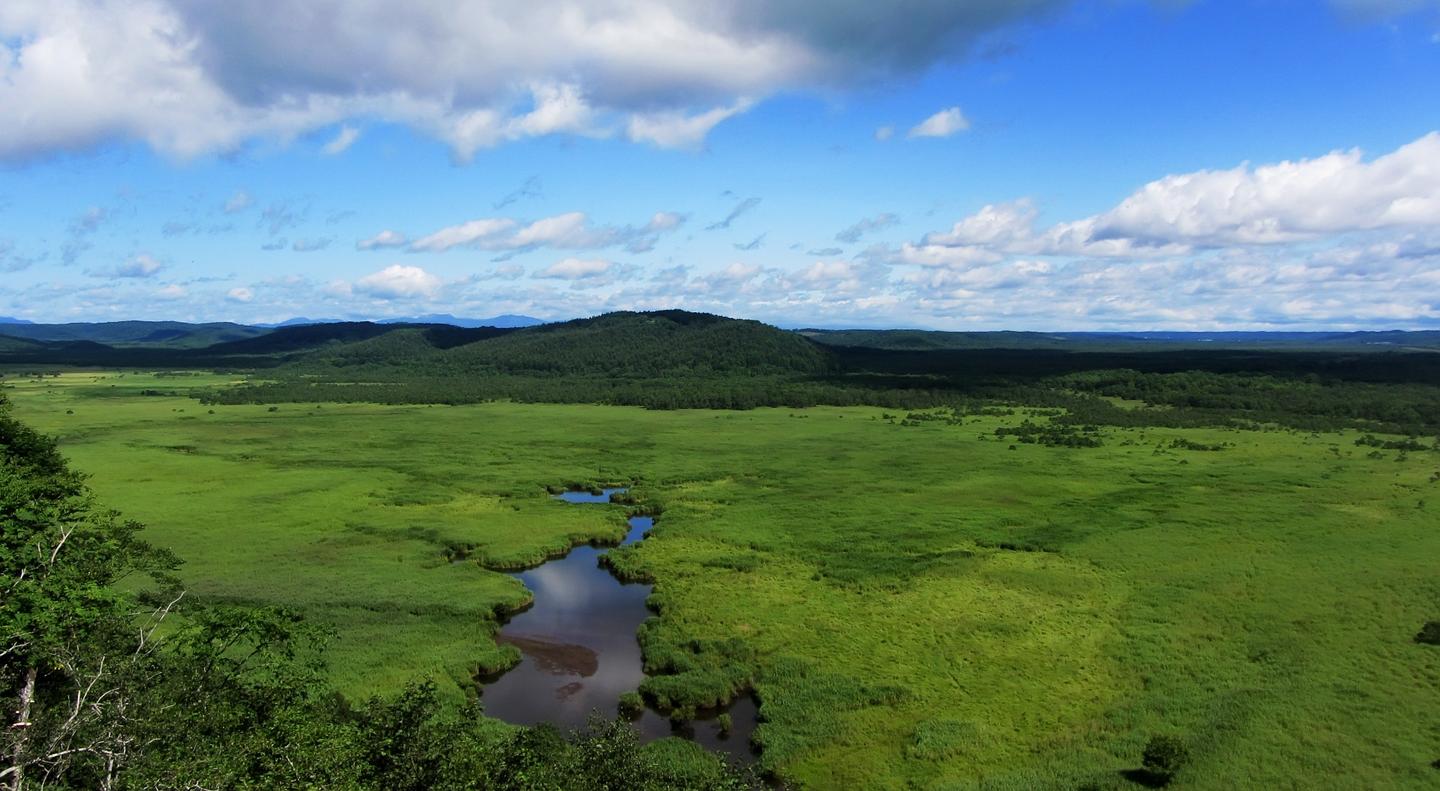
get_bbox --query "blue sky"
[2,0,1438,329]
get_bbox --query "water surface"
[481,488,757,763]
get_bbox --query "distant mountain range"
[0,315,546,349]
[0,320,267,348]
[256,314,544,329]
[1,313,1438,356]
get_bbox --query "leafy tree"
[2,394,180,790]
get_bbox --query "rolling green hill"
[440,311,834,376]
[293,311,834,377]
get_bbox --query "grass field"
[4,370,1438,789]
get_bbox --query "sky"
[1,0,1439,330]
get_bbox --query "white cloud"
[409,218,519,252]
[923,201,1036,248]
[645,211,686,232]
[321,125,360,155]
[0,1,1066,160]
[155,283,186,299]
[407,210,683,254]
[114,253,164,278]
[509,82,597,138]
[712,262,762,282]
[896,242,1005,268]
[357,230,408,250]
[907,107,970,139]
[226,286,254,302]
[626,99,754,149]
[510,212,610,248]
[354,264,442,299]
[798,260,859,283]
[874,125,894,142]
[1087,132,1440,246]
[904,131,1440,266]
[865,132,1440,329]
[536,257,613,280]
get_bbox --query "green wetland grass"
[4,370,1439,789]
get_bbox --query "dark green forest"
[3,310,1438,434]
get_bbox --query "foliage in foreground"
[0,394,751,790]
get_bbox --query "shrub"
[618,691,645,720]
[1415,620,1440,646]
[1142,734,1189,782]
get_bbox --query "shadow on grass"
[1120,768,1172,788]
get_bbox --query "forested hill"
[801,328,1440,351]
[295,310,835,377]
[445,311,833,376]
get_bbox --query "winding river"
[480,488,758,764]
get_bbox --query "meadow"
[4,370,1438,789]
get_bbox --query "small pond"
[480,488,758,765]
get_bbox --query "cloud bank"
[0,0,1067,161]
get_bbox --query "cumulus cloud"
[155,284,187,299]
[920,200,1037,250]
[870,131,1440,329]
[906,132,1440,266]
[226,286,254,302]
[0,1,1068,161]
[536,257,614,280]
[357,230,408,250]
[353,264,442,299]
[1084,132,1440,247]
[907,107,970,138]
